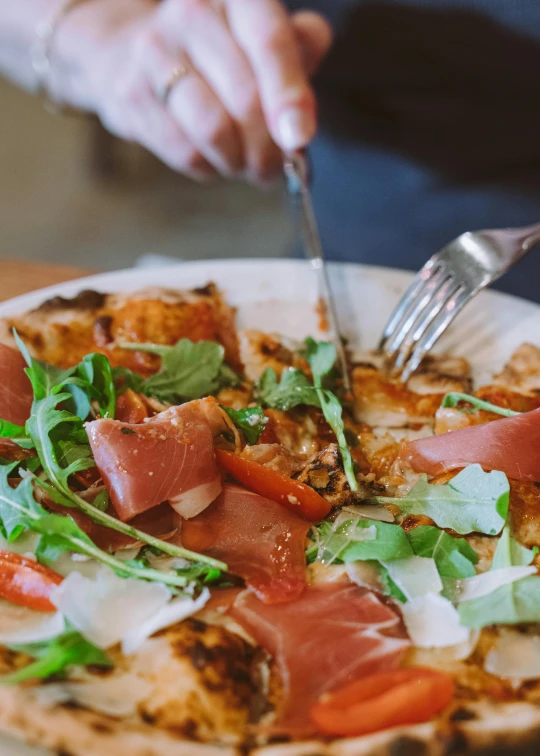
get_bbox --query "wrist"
[46,0,155,112]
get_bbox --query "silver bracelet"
[31,0,89,111]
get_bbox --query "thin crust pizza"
[0,283,540,756]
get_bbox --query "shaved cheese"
[122,588,211,654]
[51,569,170,649]
[35,673,152,717]
[0,601,65,644]
[485,629,540,681]
[410,630,480,665]
[454,566,537,602]
[169,477,222,518]
[401,593,470,648]
[382,556,442,600]
[345,562,383,591]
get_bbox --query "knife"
[283,150,351,394]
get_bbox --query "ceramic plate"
[0,258,539,755]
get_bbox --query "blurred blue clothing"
[285,0,540,301]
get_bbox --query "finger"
[100,55,216,181]
[142,27,244,175]
[168,71,244,175]
[292,11,333,76]
[160,1,280,184]
[135,88,217,181]
[223,0,317,151]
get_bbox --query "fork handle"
[484,222,540,259]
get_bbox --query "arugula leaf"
[441,392,520,418]
[0,420,34,450]
[458,523,540,627]
[340,520,413,562]
[378,563,408,602]
[25,394,227,573]
[15,332,115,421]
[0,462,212,588]
[255,367,319,411]
[459,576,540,627]
[112,366,144,395]
[376,465,509,536]
[222,406,268,445]
[77,353,116,419]
[2,630,111,684]
[407,525,478,579]
[12,334,227,586]
[308,517,413,564]
[491,523,538,570]
[304,339,358,492]
[120,339,238,403]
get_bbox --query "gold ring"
[157,64,191,105]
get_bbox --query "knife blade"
[283,150,351,394]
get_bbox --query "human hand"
[56,0,332,183]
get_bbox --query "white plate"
[0,258,539,756]
[1,258,539,385]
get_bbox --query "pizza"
[0,283,540,756]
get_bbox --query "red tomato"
[115,389,150,424]
[215,449,331,522]
[310,667,455,736]
[0,552,63,613]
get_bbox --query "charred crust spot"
[90,720,114,734]
[389,737,428,756]
[192,284,216,297]
[189,618,207,633]
[140,710,157,725]
[93,315,113,346]
[185,640,214,671]
[56,750,76,756]
[37,290,107,313]
[439,730,468,756]
[449,707,477,722]
[181,718,198,739]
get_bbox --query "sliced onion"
[485,629,540,681]
[51,569,171,649]
[35,673,152,717]
[0,601,65,645]
[122,588,211,654]
[401,593,470,648]
[382,556,442,600]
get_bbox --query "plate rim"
[0,258,537,318]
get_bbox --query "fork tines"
[378,257,468,382]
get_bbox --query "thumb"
[292,11,333,76]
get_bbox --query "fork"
[378,222,540,381]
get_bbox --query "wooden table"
[0,260,94,302]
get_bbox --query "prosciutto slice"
[0,344,33,426]
[87,402,221,521]
[230,584,409,735]
[47,500,178,552]
[402,407,540,481]
[181,484,309,604]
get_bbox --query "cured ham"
[46,499,178,553]
[229,584,409,735]
[402,407,540,482]
[86,402,221,521]
[181,484,309,604]
[0,344,33,426]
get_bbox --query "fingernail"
[277,107,315,150]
